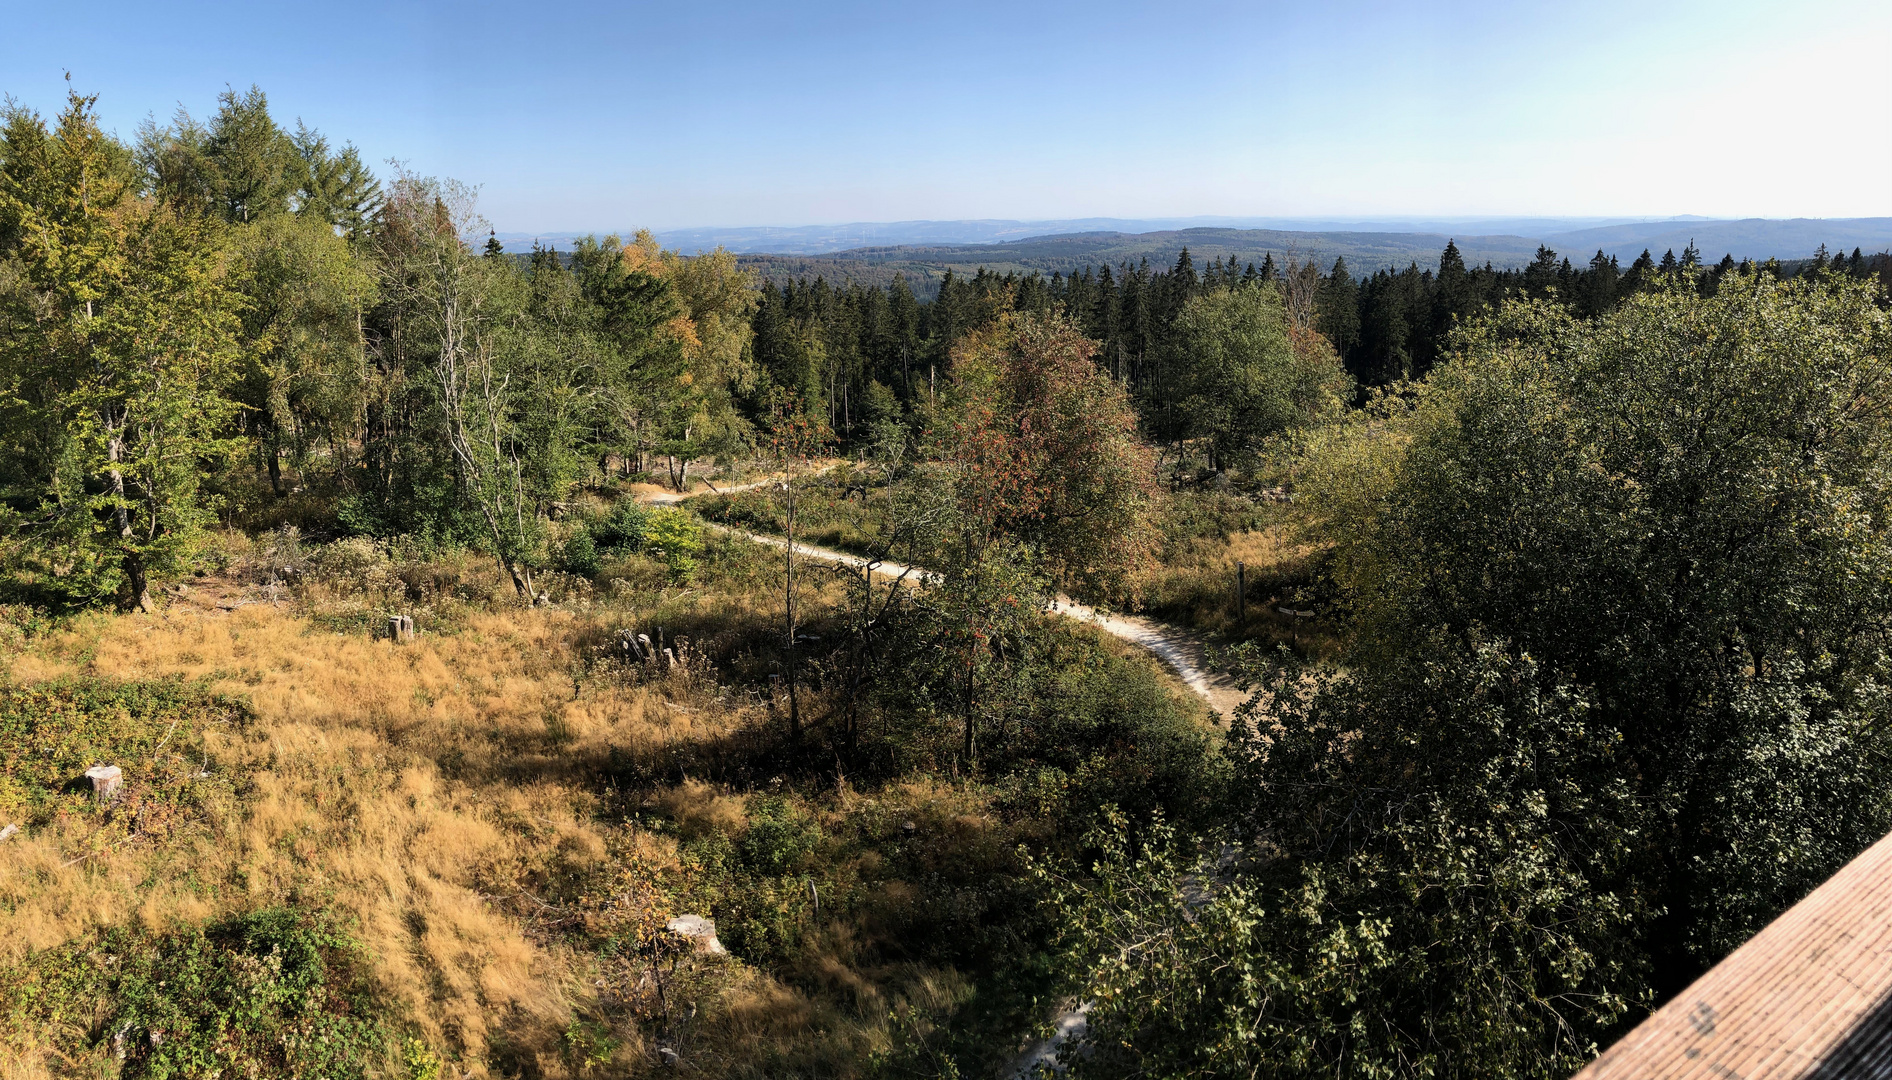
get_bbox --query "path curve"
[644,480,1246,714]
[637,477,1241,1077]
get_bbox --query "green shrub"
[592,500,651,552]
[643,508,705,582]
[7,908,392,1079]
[560,527,601,578]
[738,796,822,876]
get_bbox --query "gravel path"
[638,476,1244,713]
[709,524,1246,716]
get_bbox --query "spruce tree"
[1431,241,1473,363]
[0,91,244,609]
[1523,245,1563,299]
[1172,247,1197,291]
[1581,249,1619,318]
[1317,256,1361,361]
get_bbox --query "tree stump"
[387,615,414,643]
[84,765,123,803]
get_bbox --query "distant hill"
[736,227,1550,296]
[731,220,1892,297]
[495,216,1700,257]
[488,217,1892,297]
[1540,218,1892,262]
[650,216,1659,255]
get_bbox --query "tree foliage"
[1054,273,1892,1079]
[1172,282,1350,470]
[0,91,243,609]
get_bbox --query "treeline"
[0,88,755,610]
[753,241,1892,454]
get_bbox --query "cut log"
[85,765,123,802]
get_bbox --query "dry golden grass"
[0,600,736,1075]
[1140,523,1344,658]
[2,507,1201,1076]
[0,552,1047,1077]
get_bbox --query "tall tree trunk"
[266,441,284,496]
[122,550,151,613]
[105,420,149,612]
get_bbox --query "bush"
[8,908,394,1079]
[738,796,822,876]
[592,499,651,552]
[560,527,601,578]
[643,507,705,582]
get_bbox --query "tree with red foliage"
[917,309,1159,765]
[937,310,1158,602]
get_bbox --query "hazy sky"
[5,0,1888,232]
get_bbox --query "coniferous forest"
[2,86,1891,1080]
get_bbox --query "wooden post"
[1237,562,1246,622]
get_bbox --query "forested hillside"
[2,84,1891,1080]
[735,227,1550,295]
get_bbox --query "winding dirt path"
[673,511,1247,716]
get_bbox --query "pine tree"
[1317,256,1361,360]
[1431,241,1474,359]
[1172,247,1197,291]
[1659,249,1679,274]
[1524,245,1562,299]
[1581,250,1620,319]
[291,125,380,236]
[483,230,504,259]
[1626,249,1657,295]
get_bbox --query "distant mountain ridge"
[724,219,1892,298]
[489,215,1889,261]
[489,217,1892,298]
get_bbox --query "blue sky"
[4,0,1887,232]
